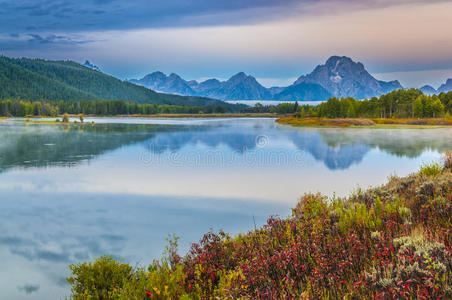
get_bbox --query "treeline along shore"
[1,89,451,118]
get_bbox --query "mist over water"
[0,118,451,299]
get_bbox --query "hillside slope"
[0,56,228,106]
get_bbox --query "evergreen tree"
[414,96,424,117]
[346,104,356,118]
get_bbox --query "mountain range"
[131,56,452,101]
[0,56,231,107]
[130,56,415,101]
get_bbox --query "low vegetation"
[67,153,452,299]
[276,117,452,127]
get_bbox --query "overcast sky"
[1,0,451,88]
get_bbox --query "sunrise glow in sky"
[1,0,452,87]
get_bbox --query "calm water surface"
[0,117,451,299]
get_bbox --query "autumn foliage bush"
[68,158,452,299]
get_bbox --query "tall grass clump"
[67,163,452,299]
[443,151,452,170]
[419,162,443,177]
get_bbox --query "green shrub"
[62,113,70,123]
[419,162,443,177]
[116,263,193,299]
[66,256,133,299]
[292,193,327,220]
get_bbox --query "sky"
[1,0,452,88]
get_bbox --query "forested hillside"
[0,56,228,107]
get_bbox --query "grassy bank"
[277,116,452,128]
[115,113,278,118]
[66,153,452,299]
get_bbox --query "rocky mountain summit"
[130,72,196,96]
[293,56,402,99]
[83,60,101,72]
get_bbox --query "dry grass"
[277,117,375,127]
[117,113,278,118]
[373,118,452,125]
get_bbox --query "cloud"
[0,0,447,35]
[26,34,90,45]
[0,33,95,52]
[18,284,40,294]
[0,236,28,247]
[0,0,300,34]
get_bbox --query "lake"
[0,117,451,299]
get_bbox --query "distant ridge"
[438,79,452,93]
[130,56,405,101]
[420,85,437,95]
[418,79,452,95]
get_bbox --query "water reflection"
[0,123,162,171]
[1,120,451,171]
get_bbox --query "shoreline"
[3,115,452,128]
[0,113,278,120]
